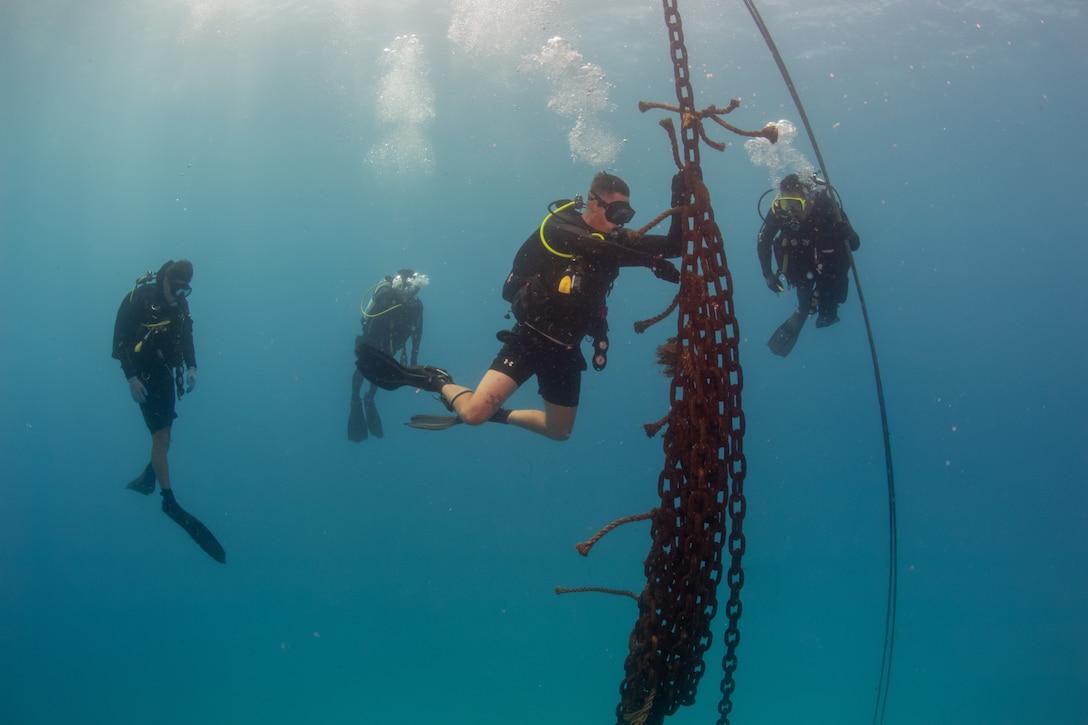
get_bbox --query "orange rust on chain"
[611,1,771,724]
[638,100,778,156]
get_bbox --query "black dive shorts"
[137,364,178,434]
[488,326,587,408]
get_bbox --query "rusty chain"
[613,1,771,723]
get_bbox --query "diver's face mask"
[392,273,429,296]
[590,192,636,226]
[171,281,192,299]
[771,196,808,230]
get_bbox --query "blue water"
[2,1,1085,723]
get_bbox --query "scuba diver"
[355,171,684,440]
[112,259,225,563]
[758,172,861,357]
[348,269,427,441]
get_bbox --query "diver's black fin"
[161,490,226,564]
[405,406,512,430]
[125,461,156,495]
[355,342,452,393]
[767,310,808,357]
[365,398,384,438]
[347,398,368,442]
[405,414,463,431]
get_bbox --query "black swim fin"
[404,407,512,431]
[405,414,462,431]
[767,310,808,358]
[161,489,226,564]
[347,398,368,442]
[355,342,453,393]
[365,397,384,438]
[125,461,156,495]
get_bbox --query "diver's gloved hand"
[652,258,681,284]
[128,376,147,403]
[671,170,687,208]
[608,227,632,245]
[185,367,197,393]
[765,274,784,293]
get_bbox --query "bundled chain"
[614,1,771,723]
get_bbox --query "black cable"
[739,1,898,723]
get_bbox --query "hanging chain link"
[613,1,772,723]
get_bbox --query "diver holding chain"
[356,171,685,440]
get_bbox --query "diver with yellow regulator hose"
[112,259,225,563]
[355,171,686,439]
[347,269,427,441]
[758,171,860,356]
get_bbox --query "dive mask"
[590,192,636,226]
[771,196,808,226]
[392,272,429,295]
[172,282,192,299]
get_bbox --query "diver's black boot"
[409,365,454,394]
[161,488,182,516]
[125,461,157,495]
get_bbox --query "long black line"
[739,2,898,723]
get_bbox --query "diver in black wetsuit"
[758,173,860,355]
[356,171,684,441]
[348,269,426,441]
[113,259,224,563]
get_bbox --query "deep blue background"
[2,1,1085,723]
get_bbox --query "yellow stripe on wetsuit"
[134,320,170,352]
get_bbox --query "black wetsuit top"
[112,282,196,380]
[362,283,423,365]
[757,191,860,286]
[503,203,682,346]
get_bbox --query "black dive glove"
[765,274,784,293]
[671,170,687,208]
[652,258,681,283]
[608,227,631,245]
